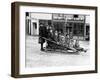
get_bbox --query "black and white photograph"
[25,12,90,67]
[11,2,97,77]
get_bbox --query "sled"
[40,36,79,53]
[40,36,87,53]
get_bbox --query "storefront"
[52,14,90,40]
[25,12,51,36]
[26,12,90,40]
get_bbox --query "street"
[25,36,90,68]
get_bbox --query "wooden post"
[63,14,66,37]
[52,13,55,35]
[84,15,86,40]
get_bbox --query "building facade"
[25,12,90,40]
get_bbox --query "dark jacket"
[39,25,47,43]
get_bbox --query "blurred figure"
[69,32,73,39]
[58,31,61,42]
[74,39,87,52]
[59,33,65,46]
[39,23,47,51]
[69,39,77,52]
[65,33,70,47]
[74,39,80,48]
[54,30,59,42]
[46,27,55,49]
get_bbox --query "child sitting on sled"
[68,39,77,52]
[73,39,87,52]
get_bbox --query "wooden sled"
[40,36,87,53]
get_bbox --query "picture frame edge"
[11,2,98,78]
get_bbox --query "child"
[68,39,77,52]
[74,39,87,52]
[59,33,65,46]
[54,30,59,42]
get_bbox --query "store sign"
[53,14,65,20]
